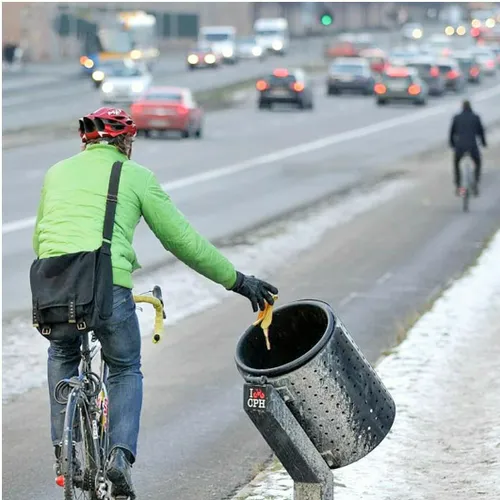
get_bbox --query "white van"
[254,18,289,56]
[198,26,237,64]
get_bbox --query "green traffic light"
[321,14,333,26]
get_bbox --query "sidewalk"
[234,229,500,500]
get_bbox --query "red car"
[130,87,203,139]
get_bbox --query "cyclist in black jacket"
[449,100,487,196]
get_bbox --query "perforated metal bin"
[235,299,396,469]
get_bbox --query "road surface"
[3,74,500,316]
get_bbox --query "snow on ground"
[2,178,413,401]
[233,230,500,500]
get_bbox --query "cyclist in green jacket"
[33,107,278,499]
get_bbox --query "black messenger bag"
[30,161,123,337]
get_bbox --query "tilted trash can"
[235,299,396,469]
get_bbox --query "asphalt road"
[2,37,330,132]
[3,73,500,317]
[3,139,500,500]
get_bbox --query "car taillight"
[471,27,480,37]
[430,67,439,77]
[408,84,421,95]
[292,82,304,92]
[256,79,268,91]
[374,83,386,94]
[177,106,188,116]
[447,69,459,79]
[470,66,480,77]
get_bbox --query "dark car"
[436,58,466,92]
[406,57,446,96]
[186,43,222,70]
[453,51,482,84]
[326,57,375,95]
[256,68,314,110]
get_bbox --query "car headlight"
[252,46,262,56]
[471,19,481,28]
[83,58,94,69]
[92,70,105,82]
[204,54,216,64]
[130,49,142,60]
[222,48,233,58]
[485,18,495,28]
[272,41,283,51]
[187,54,199,64]
[445,26,455,36]
[101,82,113,93]
[131,82,144,93]
[412,28,423,39]
[456,26,466,36]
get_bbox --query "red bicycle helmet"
[79,107,137,143]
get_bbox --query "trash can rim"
[234,299,335,378]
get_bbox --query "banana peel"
[253,296,278,351]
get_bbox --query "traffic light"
[320,10,334,26]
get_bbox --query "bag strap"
[102,161,123,254]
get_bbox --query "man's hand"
[230,271,278,312]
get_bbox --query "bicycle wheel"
[61,390,99,500]
[459,157,470,213]
[462,188,469,212]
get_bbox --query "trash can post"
[244,382,334,500]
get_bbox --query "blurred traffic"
[58,4,500,138]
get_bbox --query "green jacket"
[33,144,237,290]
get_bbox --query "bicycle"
[458,152,476,212]
[54,285,166,500]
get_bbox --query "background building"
[2,2,443,62]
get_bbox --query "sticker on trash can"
[246,385,268,410]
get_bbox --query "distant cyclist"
[449,99,487,196]
[32,107,278,499]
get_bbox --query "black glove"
[230,271,278,312]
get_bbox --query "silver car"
[100,62,153,105]
[375,67,429,106]
[235,36,265,60]
[326,57,375,95]
[471,47,497,76]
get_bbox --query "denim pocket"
[110,286,136,323]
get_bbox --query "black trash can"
[235,299,396,469]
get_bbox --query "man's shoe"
[106,448,136,499]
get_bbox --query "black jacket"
[449,110,487,151]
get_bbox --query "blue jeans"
[47,285,143,463]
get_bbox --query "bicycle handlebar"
[133,293,165,344]
[152,285,167,319]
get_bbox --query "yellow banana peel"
[253,296,278,351]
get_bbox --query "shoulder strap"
[102,161,123,253]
